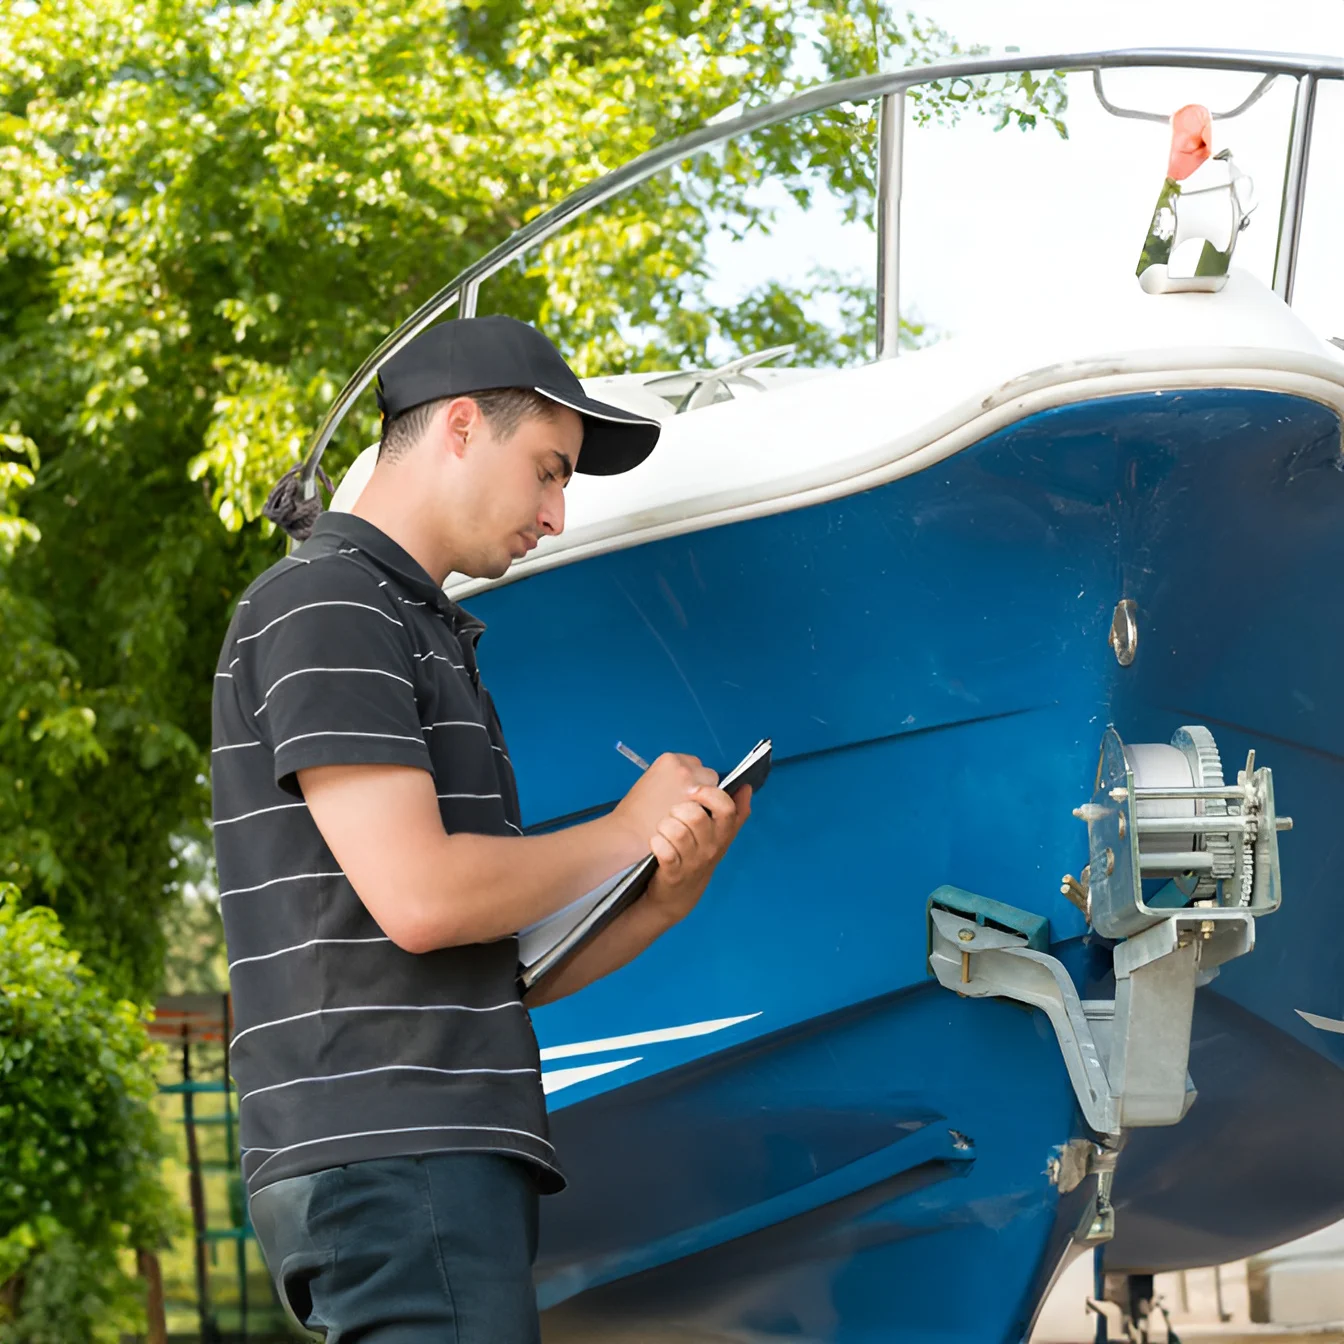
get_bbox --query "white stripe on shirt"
[230,1001,525,1048]
[238,1062,539,1104]
[228,935,390,970]
[213,801,309,828]
[218,870,343,900]
[258,666,415,712]
[212,740,263,754]
[236,600,403,644]
[273,729,427,754]
[243,1122,556,1182]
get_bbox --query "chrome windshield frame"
[299,46,1344,495]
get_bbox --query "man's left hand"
[644,784,753,925]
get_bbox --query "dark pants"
[249,1154,541,1343]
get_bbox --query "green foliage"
[159,841,228,997]
[0,4,1068,1333]
[0,1235,145,1344]
[0,0,1064,989]
[0,889,176,1338]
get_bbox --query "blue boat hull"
[467,388,1344,1341]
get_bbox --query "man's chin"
[465,555,514,582]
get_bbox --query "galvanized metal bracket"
[1047,1138,1121,1243]
[928,904,1255,1138]
[929,724,1288,1138]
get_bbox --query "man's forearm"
[298,757,718,957]
[410,815,647,951]
[522,891,681,1006]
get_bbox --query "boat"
[299,47,1344,1343]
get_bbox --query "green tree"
[0,0,1063,1001]
[0,889,176,1341]
[0,0,1065,1326]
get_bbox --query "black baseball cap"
[374,315,661,476]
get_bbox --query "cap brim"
[534,387,661,476]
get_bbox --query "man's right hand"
[612,753,719,852]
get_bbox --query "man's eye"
[540,470,555,484]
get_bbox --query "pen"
[615,741,650,771]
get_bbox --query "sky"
[700,1,1344,351]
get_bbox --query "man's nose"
[539,489,565,537]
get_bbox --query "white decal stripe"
[1297,1009,1344,1034]
[542,1057,641,1095]
[538,1013,760,1061]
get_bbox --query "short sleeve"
[238,560,433,796]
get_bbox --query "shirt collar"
[307,512,486,637]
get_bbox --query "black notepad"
[518,739,772,991]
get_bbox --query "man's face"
[444,401,584,580]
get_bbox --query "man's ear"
[439,397,479,458]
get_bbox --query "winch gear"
[1172,725,1236,884]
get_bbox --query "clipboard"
[518,739,771,991]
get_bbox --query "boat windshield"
[298,49,1343,493]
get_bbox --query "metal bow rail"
[295,47,1343,501]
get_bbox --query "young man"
[211,316,752,1342]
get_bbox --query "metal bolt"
[1104,848,1115,876]
[961,951,971,984]
[1200,919,1215,941]
[957,928,975,943]
[1117,812,1127,839]
[1060,874,1090,919]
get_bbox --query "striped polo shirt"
[211,511,562,1198]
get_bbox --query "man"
[211,316,752,1342]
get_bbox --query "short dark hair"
[378,387,562,461]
